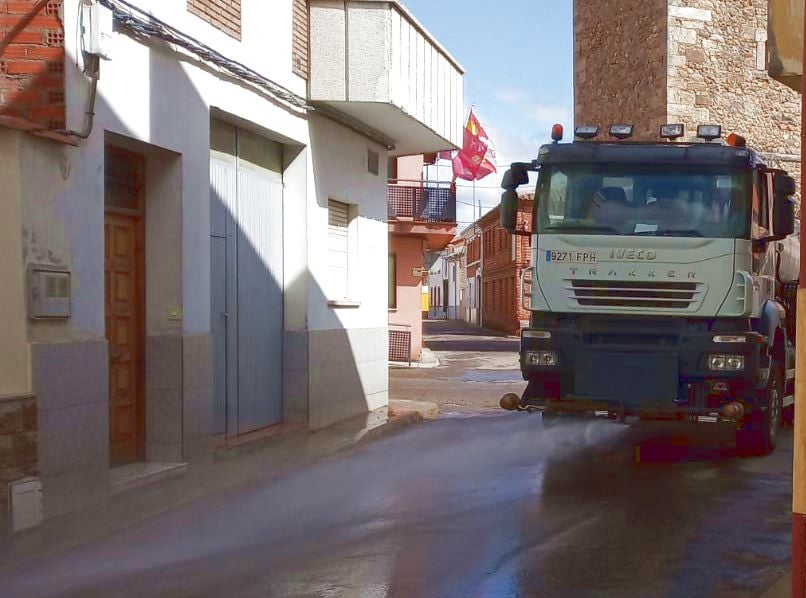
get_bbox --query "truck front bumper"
[519,314,770,420]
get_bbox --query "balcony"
[768,0,803,92]
[388,180,457,251]
[309,0,464,156]
[388,180,456,222]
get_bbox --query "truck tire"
[736,362,783,457]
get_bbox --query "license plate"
[545,250,597,263]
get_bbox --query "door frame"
[104,146,147,465]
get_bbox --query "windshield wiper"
[544,223,620,234]
[633,229,703,237]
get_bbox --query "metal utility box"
[8,477,43,532]
[28,265,71,319]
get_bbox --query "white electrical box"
[83,1,113,60]
[9,478,43,533]
[28,265,71,319]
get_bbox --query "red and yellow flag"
[451,109,497,181]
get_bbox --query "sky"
[401,0,574,228]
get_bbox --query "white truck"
[499,123,799,455]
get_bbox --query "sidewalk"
[0,400,437,571]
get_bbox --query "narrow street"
[391,320,524,413]
[0,321,794,598]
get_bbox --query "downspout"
[793,4,806,594]
[343,0,350,102]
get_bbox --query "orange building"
[388,155,457,361]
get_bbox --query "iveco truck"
[499,123,798,455]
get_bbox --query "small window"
[368,149,380,176]
[328,200,355,299]
[105,147,144,212]
[755,171,770,232]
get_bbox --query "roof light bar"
[697,124,722,141]
[574,125,600,140]
[609,124,634,140]
[660,124,684,139]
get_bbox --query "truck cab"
[500,124,798,455]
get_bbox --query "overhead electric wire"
[99,0,308,113]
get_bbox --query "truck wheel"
[736,363,783,457]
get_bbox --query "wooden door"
[104,147,145,465]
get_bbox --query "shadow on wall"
[1,26,380,530]
[306,112,390,429]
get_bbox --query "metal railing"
[389,325,412,365]
[387,179,456,223]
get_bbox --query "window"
[537,164,752,239]
[105,147,144,213]
[292,0,309,78]
[368,149,380,176]
[328,200,355,299]
[753,170,770,238]
[388,254,397,309]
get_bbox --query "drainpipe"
[794,6,806,596]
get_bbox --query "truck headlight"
[525,351,558,367]
[708,354,744,371]
[522,330,552,339]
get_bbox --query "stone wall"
[0,395,38,534]
[574,0,669,140]
[667,0,801,186]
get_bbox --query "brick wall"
[0,396,37,534]
[575,0,801,187]
[574,0,668,140]
[666,0,801,190]
[187,0,241,40]
[477,197,533,334]
[0,0,66,129]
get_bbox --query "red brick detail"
[187,0,242,40]
[0,0,65,130]
[292,0,308,79]
[473,196,534,334]
[0,395,38,534]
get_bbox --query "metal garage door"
[210,121,284,436]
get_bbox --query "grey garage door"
[210,121,284,436]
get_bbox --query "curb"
[389,349,440,370]
[357,412,425,444]
[0,406,430,569]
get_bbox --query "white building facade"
[0,0,462,527]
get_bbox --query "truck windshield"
[536,164,752,239]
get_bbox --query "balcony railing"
[387,180,456,223]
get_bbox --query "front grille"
[567,279,705,311]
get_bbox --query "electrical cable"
[98,0,309,113]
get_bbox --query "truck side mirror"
[774,173,797,197]
[773,195,795,239]
[501,190,519,233]
[501,163,532,189]
[772,173,796,239]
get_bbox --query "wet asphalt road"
[0,414,793,597]
[0,321,794,598]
